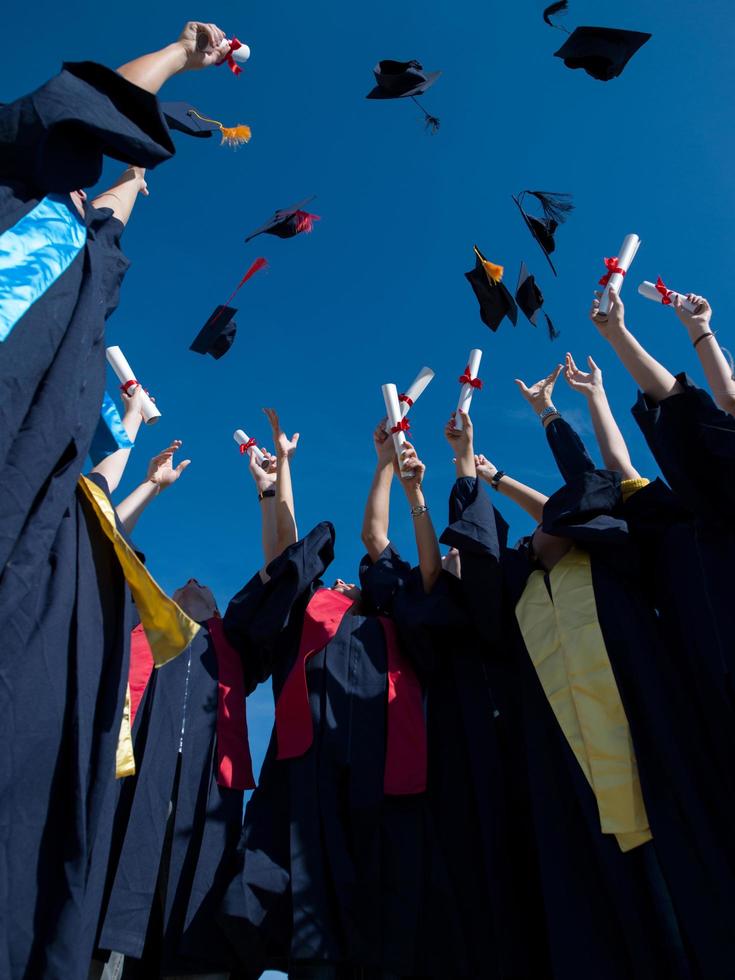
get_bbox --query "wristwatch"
[490,470,505,491]
[539,405,560,423]
[258,488,276,501]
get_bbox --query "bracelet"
[258,488,276,501]
[693,331,715,348]
[539,405,560,423]
[410,504,429,518]
[490,470,505,490]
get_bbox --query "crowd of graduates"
[2,17,735,980]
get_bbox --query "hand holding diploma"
[597,234,641,317]
[638,279,698,314]
[234,430,266,464]
[106,347,160,424]
[454,350,483,431]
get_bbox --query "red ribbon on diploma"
[391,418,411,434]
[398,393,414,407]
[120,379,139,394]
[239,438,257,455]
[655,276,673,305]
[599,257,626,287]
[458,367,483,389]
[221,37,244,75]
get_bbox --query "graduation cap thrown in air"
[189,258,268,359]
[465,246,518,332]
[543,2,651,81]
[161,102,251,146]
[512,190,574,276]
[244,198,320,243]
[515,262,560,341]
[366,59,442,133]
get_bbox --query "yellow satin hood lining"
[621,477,650,503]
[78,475,200,778]
[515,547,652,853]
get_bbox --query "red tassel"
[238,257,268,287]
[294,211,320,234]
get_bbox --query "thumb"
[175,459,192,474]
[514,379,530,396]
[587,355,599,372]
[291,433,300,447]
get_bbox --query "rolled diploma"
[105,346,160,424]
[383,366,435,433]
[598,234,641,316]
[454,349,483,432]
[233,429,265,464]
[230,41,251,63]
[638,281,697,313]
[382,383,412,479]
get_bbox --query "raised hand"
[590,287,626,339]
[474,453,498,482]
[514,365,563,415]
[147,440,191,490]
[373,419,396,466]
[121,382,149,421]
[673,293,712,339]
[248,449,277,493]
[398,440,425,491]
[264,408,300,459]
[176,21,230,70]
[564,353,604,399]
[444,409,474,449]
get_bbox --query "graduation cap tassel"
[188,109,251,147]
[529,191,574,225]
[543,0,571,32]
[545,312,561,341]
[410,97,440,134]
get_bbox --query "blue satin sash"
[0,194,87,341]
[89,391,134,465]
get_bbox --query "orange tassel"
[219,124,252,147]
[473,246,503,283]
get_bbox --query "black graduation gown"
[97,621,246,975]
[443,472,735,980]
[381,553,550,980]
[632,374,735,695]
[547,414,735,811]
[0,63,172,979]
[220,523,455,978]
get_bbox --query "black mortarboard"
[244,197,320,243]
[554,27,651,81]
[515,262,560,340]
[512,190,574,276]
[465,246,518,332]
[162,102,219,137]
[190,306,237,359]
[366,59,442,132]
[366,60,442,99]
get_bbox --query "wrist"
[404,485,425,506]
[167,41,190,74]
[146,479,161,496]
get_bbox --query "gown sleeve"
[392,569,470,675]
[544,416,596,482]
[358,543,412,616]
[632,373,735,520]
[85,204,130,319]
[0,61,174,194]
[222,521,336,690]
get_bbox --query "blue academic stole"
[0,193,87,341]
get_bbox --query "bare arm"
[91,167,149,226]
[264,409,299,557]
[591,289,683,404]
[117,439,190,533]
[90,385,146,492]
[564,354,640,479]
[116,21,229,94]
[361,421,395,562]
[673,294,735,416]
[476,458,548,522]
[247,450,278,566]
[399,441,442,594]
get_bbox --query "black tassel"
[528,190,574,225]
[543,1,570,30]
[545,312,560,340]
[411,97,440,134]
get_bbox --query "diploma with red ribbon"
[597,234,641,316]
[233,429,265,464]
[454,348,483,431]
[219,37,251,75]
[382,383,414,479]
[383,366,435,434]
[637,278,698,313]
[106,346,161,424]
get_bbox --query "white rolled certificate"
[383,366,435,433]
[454,349,483,431]
[233,429,265,464]
[230,41,251,64]
[598,234,641,316]
[105,346,161,424]
[382,383,413,479]
[638,280,698,313]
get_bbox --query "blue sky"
[6,2,735,974]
